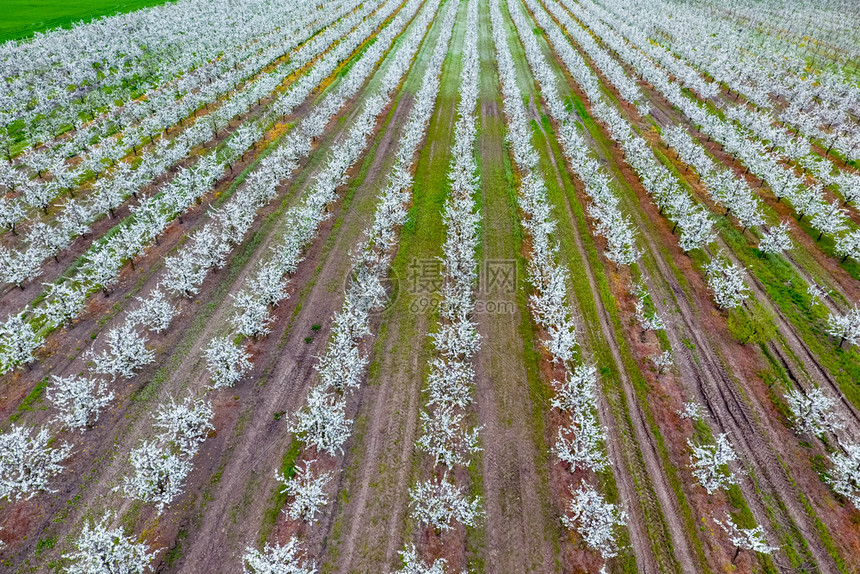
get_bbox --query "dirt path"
[315,6,470,571]
[462,5,563,569]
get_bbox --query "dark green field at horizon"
[0,0,172,43]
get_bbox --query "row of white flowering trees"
[0,0,359,265]
[109,0,433,521]
[0,0,399,375]
[537,0,759,320]
[663,126,860,349]
[594,0,860,165]
[559,0,860,268]
[574,0,860,211]
[0,0,306,157]
[0,0,393,360]
[502,13,758,554]
[557,0,860,559]
[240,1,459,572]
[594,0,860,217]
[507,1,766,566]
[394,2,482,572]
[677,402,779,563]
[89,0,448,570]
[491,0,628,567]
[0,0,406,498]
[615,0,860,511]
[518,0,642,273]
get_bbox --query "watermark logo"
[483,259,517,295]
[406,258,517,314]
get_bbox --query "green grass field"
[0,0,173,43]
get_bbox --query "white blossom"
[204,337,252,389]
[561,481,627,559]
[153,395,214,456]
[391,544,447,574]
[688,433,739,494]
[785,387,844,438]
[87,324,154,380]
[38,281,87,327]
[678,401,707,422]
[63,514,155,574]
[231,290,273,339]
[161,251,208,298]
[276,459,332,524]
[290,386,351,456]
[835,230,860,263]
[127,289,176,333]
[807,281,832,309]
[714,513,778,560]
[0,309,43,373]
[758,222,793,254]
[0,425,71,500]
[117,440,191,513]
[47,374,114,431]
[242,537,315,574]
[826,305,860,348]
[634,300,665,332]
[828,443,860,507]
[704,253,750,310]
[553,418,609,473]
[652,350,673,374]
[416,403,481,469]
[409,475,482,532]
